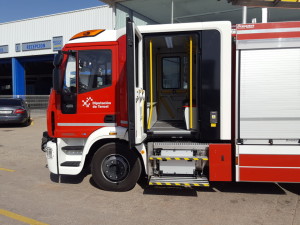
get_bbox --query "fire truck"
[42,18,300,191]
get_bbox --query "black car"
[0,98,31,126]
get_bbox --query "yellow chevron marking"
[157,158,162,160]
[165,183,172,185]
[175,183,181,186]
[149,182,153,185]
[194,158,199,160]
[156,182,162,185]
[166,158,171,160]
[203,158,208,161]
[149,157,154,160]
[184,158,190,160]
[184,183,191,186]
[204,184,210,187]
[193,184,200,186]
[175,158,180,160]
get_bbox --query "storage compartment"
[239,48,300,140]
[209,144,232,181]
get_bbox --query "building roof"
[101,0,300,24]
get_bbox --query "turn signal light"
[15,109,26,114]
[70,29,105,40]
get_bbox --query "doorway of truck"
[144,34,198,137]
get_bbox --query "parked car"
[0,98,31,126]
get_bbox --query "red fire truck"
[42,18,300,191]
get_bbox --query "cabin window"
[78,49,112,93]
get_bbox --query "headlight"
[45,147,54,159]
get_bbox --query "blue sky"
[0,0,105,23]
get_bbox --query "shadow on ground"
[50,168,90,184]
[140,178,299,197]
[50,171,300,196]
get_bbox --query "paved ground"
[0,113,299,225]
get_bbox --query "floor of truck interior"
[148,120,193,135]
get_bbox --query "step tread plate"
[60,161,81,167]
[153,142,208,150]
[149,176,209,187]
[149,156,208,161]
[61,146,84,151]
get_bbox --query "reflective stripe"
[237,27,300,35]
[57,123,116,127]
[240,166,300,169]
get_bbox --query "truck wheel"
[91,142,141,192]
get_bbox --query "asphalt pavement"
[0,113,299,225]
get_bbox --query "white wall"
[0,6,113,58]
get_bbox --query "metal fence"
[0,95,49,114]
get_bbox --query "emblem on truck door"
[82,97,94,108]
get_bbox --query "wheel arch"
[82,126,146,174]
[84,139,146,175]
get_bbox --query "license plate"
[0,110,12,114]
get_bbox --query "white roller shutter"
[239,48,300,139]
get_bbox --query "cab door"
[126,18,146,148]
[55,44,118,138]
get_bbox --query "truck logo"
[82,97,94,108]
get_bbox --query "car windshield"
[0,99,22,106]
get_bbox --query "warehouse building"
[0,5,154,96]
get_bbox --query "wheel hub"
[102,154,129,182]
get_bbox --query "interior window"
[162,57,181,89]
[78,50,112,93]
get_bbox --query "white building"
[1,1,299,96]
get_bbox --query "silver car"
[0,98,31,126]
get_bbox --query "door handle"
[104,115,116,123]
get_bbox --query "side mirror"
[53,51,63,67]
[53,67,61,94]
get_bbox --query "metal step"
[60,161,81,167]
[61,146,84,151]
[149,176,209,187]
[153,142,208,150]
[149,156,208,161]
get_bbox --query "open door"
[126,18,146,148]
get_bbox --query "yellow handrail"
[189,36,193,129]
[147,40,153,129]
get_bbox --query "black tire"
[91,142,141,192]
[22,117,31,127]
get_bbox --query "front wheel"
[91,142,141,192]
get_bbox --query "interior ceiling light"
[165,37,173,49]
[228,0,300,8]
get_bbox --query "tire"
[22,117,31,127]
[91,142,142,192]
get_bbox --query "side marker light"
[70,29,105,40]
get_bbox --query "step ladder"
[147,142,209,187]
[60,146,83,167]
[149,176,209,187]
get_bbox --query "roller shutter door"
[239,48,300,139]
